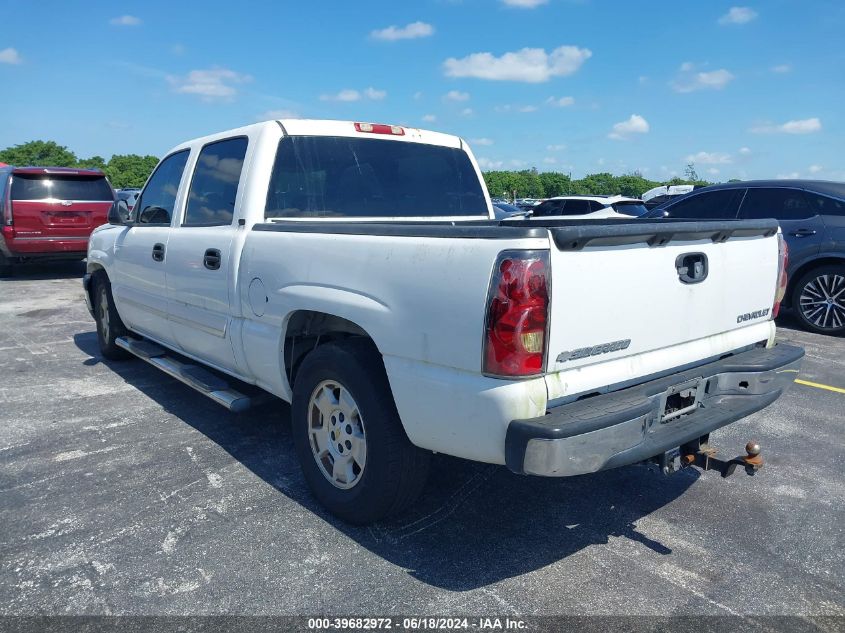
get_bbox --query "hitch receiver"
[651,435,763,478]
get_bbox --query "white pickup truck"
[84,119,803,523]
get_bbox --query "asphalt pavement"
[1,262,843,618]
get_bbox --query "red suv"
[0,166,115,275]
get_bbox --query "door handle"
[203,248,221,270]
[152,243,165,262]
[789,229,817,237]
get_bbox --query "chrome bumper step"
[116,336,253,413]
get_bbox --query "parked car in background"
[492,202,529,219]
[515,198,543,211]
[648,180,845,335]
[530,195,650,219]
[116,189,141,213]
[0,166,115,276]
[641,184,701,210]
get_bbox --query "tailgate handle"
[676,252,708,284]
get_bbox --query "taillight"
[1,225,14,240]
[483,250,550,377]
[354,122,405,136]
[773,233,789,318]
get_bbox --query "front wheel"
[291,339,430,524]
[93,273,132,360]
[791,265,845,335]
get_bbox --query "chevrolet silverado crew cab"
[84,119,803,524]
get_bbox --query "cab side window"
[532,200,565,217]
[803,192,845,217]
[183,137,248,226]
[739,188,813,221]
[133,150,190,225]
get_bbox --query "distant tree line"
[482,167,713,200]
[0,140,159,189]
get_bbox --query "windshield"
[612,201,649,217]
[265,136,488,219]
[11,174,113,201]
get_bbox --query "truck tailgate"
[543,219,781,373]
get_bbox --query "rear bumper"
[505,343,804,476]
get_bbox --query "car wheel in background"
[792,265,845,336]
[291,339,430,524]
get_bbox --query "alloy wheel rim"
[307,380,367,490]
[799,273,845,330]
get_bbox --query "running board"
[116,336,253,413]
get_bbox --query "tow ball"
[652,436,764,478]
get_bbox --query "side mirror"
[108,199,130,225]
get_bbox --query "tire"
[291,339,430,524]
[92,272,132,360]
[791,264,845,335]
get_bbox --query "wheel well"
[86,264,107,307]
[786,257,845,305]
[283,310,376,389]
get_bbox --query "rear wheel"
[791,265,845,335]
[93,273,132,360]
[291,339,430,524]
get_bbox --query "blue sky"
[0,0,842,181]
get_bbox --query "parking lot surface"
[1,263,843,617]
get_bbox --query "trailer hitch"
[651,436,763,478]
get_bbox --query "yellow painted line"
[794,378,845,395]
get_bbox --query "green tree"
[0,140,78,167]
[105,154,160,188]
[538,171,572,197]
[76,155,107,170]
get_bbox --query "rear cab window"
[612,201,649,217]
[265,136,487,219]
[10,174,113,201]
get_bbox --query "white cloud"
[443,90,470,102]
[542,157,558,164]
[413,91,423,100]
[546,96,575,107]
[495,104,538,113]
[477,157,504,170]
[422,114,437,122]
[502,0,548,7]
[750,117,822,134]
[320,87,386,102]
[546,143,566,151]
[110,15,142,26]
[707,168,721,176]
[771,64,792,73]
[443,45,591,83]
[687,151,732,165]
[719,7,758,25]
[738,146,752,155]
[168,68,252,101]
[808,164,823,174]
[471,137,494,146]
[257,109,299,120]
[672,66,734,93]
[370,21,434,41]
[0,47,21,64]
[608,114,649,140]
[461,107,474,116]
[776,172,801,179]
[364,87,386,100]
